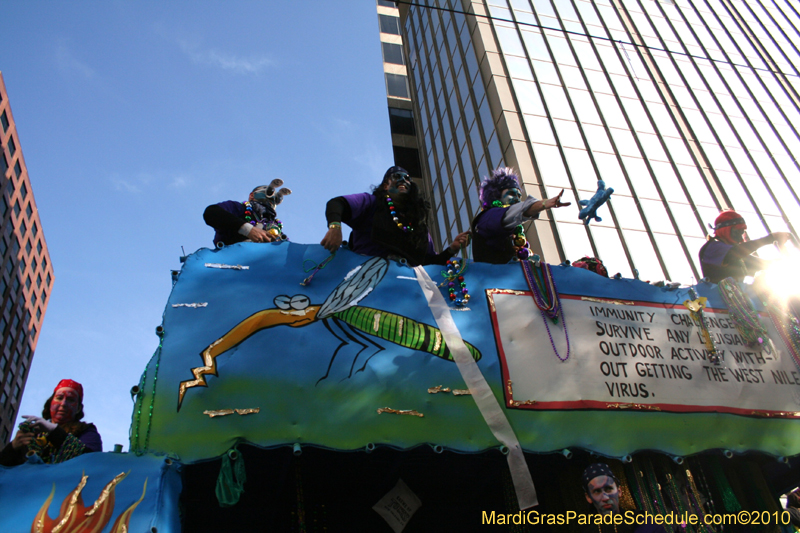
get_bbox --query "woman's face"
[50,387,81,424]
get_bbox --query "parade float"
[2,240,800,531]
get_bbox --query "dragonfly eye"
[274,295,293,310]
[290,295,310,310]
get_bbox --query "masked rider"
[204,180,292,247]
[321,166,469,266]
[472,167,569,264]
[699,209,796,284]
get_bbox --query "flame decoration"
[30,471,147,533]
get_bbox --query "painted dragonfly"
[177,257,482,410]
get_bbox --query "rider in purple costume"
[321,166,469,266]
[472,167,569,264]
[203,181,290,246]
[699,209,796,283]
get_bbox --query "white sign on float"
[488,290,800,416]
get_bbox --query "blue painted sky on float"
[1,2,393,450]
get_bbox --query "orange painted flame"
[110,478,148,533]
[30,471,147,533]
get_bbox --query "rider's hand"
[321,226,343,252]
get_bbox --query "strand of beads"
[609,464,637,512]
[755,284,800,372]
[262,219,284,239]
[539,306,570,362]
[490,200,531,260]
[536,262,560,322]
[521,261,559,322]
[244,201,285,238]
[512,224,531,261]
[682,470,710,533]
[628,468,656,515]
[441,259,470,307]
[718,278,768,348]
[521,261,570,361]
[708,458,742,514]
[301,252,336,287]
[243,201,256,223]
[685,288,720,365]
[764,304,800,372]
[386,195,412,233]
[642,457,669,517]
[662,472,689,530]
[691,460,717,518]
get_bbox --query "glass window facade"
[397,0,800,283]
[379,14,401,35]
[382,42,405,65]
[401,1,499,243]
[385,73,410,98]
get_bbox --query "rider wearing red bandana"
[699,210,796,283]
[0,379,102,466]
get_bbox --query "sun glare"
[757,244,800,300]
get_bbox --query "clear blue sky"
[2,2,394,450]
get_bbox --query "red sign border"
[487,289,800,420]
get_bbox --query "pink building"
[0,72,54,443]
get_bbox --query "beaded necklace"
[718,278,768,348]
[642,458,669,517]
[684,288,720,365]
[440,259,470,307]
[767,309,800,372]
[521,261,570,361]
[20,422,87,464]
[243,201,283,237]
[708,458,741,513]
[634,469,656,515]
[133,339,162,455]
[386,195,413,233]
[623,462,646,514]
[756,285,800,373]
[662,471,691,530]
[301,252,336,287]
[690,459,721,533]
[490,200,531,260]
[747,461,784,515]
[684,468,711,533]
[608,462,636,512]
[690,460,717,518]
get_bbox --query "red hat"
[54,379,83,401]
[572,256,609,278]
[713,210,746,245]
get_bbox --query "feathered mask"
[252,179,292,208]
[479,167,520,207]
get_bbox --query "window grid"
[623,1,775,257]
[541,0,678,277]
[676,1,800,222]
[398,0,800,283]
[650,0,800,237]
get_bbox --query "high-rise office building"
[378,0,425,182]
[389,0,800,284]
[0,72,54,443]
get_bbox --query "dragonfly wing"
[318,257,389,319]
